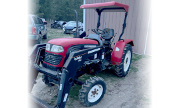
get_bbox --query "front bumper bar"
[34,64,59,79]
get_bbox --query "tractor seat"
[101,28,114,40]
[84,34,103,46]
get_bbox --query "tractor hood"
[48,38,98,48]
[46,38,98,67]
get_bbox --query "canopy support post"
[118,12,128,41]
[74,10,79,38]
[96,9,102,30]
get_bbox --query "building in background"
[83,0,151,55]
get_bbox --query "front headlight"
[46,43,50,51]
[51,45,64,53]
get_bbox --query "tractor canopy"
[80,1,129,12]
[80,1,129,41]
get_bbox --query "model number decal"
[74,56,82,62]
[94,53,97,59]
[88,48,100,54]
[84,45,96,48]
[59,84,62,90]
[63,93,68,102]
[102,52,104,59]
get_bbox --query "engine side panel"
[111,39,134,65]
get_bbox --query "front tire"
[79,76,106,107]
[114,44,132,77]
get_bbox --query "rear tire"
[79,76,106,107]
[114,44,132,77]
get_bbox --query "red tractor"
[29,1,134,108]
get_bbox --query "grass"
[130,66,138,73]
[132,53,146,63]
[41,28,146,105]
[68,74,92,103]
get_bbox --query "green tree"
[30,0,83,22]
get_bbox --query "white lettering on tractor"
[59,84,62,90]
[74,56,82,62]
[88,48,100,54]
[63,93,68,102]
[94,53,97,59]
[102,52,104,59]
[84,45,96,48]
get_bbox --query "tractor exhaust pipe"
[74,10,79,38]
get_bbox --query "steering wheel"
[91,29,105,35]
[101,28,113,40]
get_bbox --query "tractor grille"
[44,52,62,65]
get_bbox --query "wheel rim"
[123,50,131,72]
[88,84,103,103]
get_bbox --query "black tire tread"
[114,44,132,77]
[79,76,106,107]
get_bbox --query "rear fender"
[111,39,134,65]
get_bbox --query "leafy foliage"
[29,0,83,22]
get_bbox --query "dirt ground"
[30,28,151,108]
[31,58,151,108]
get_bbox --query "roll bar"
[80,1,129,40]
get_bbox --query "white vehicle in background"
[63,21,83,34]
